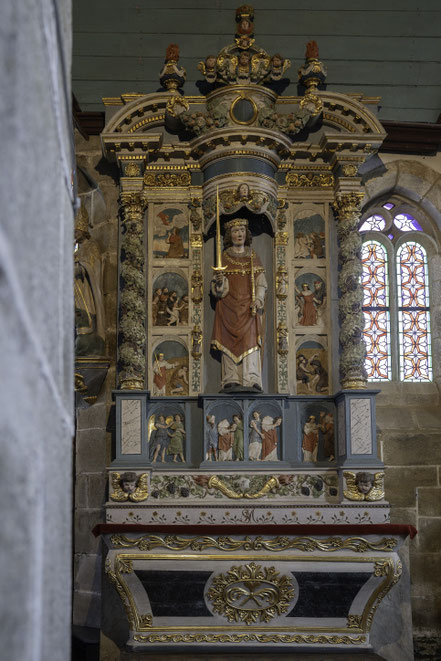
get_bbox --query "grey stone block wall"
[0,1,73,660]
[73,134,119,628]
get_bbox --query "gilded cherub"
[110,472,148,502]
[343,471,384,502]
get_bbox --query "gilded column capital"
[119,193,148,221]
[333,191,364,216]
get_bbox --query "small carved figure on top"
[74,203,105,357]
[276,266,288,299]
[150,414,172,463]
[110,472,148,502]
[302,415,319,463]
[261,416,282,461]
[269,53,290,81]
[235,182,250,202]
[191,270,203,303]
[167,413,186,463]
[198,55,218,84]
[205,414,218,461]
[343,471,385,502]
[191,325,203,359]
[159,43,186,91]
[236,5,254,36]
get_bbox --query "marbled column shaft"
[118,192,148,390]
[333,192,367,390]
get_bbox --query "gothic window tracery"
[359,199,434,382]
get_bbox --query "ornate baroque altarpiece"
[94,6,414,656]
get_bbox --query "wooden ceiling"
[72,0,441,137]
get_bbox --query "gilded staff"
[212,186,226,273]
[250,249,256,316]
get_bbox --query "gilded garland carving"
[207,563,295,624]
[119,193,148,389]
[109,534,398,553]
[143,171,191,187]
[333,192,367,390]
[286,172,334,188]
[133,633,366,645]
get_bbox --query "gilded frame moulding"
[104,550,402,639]
[286,172,334,188]
[109,534,398,553]
[144,171,191,187]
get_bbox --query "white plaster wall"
[0,1,73,660]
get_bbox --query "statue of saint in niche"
[74,204,105,356]
[211,218,267,392]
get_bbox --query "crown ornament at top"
[198,4,290,87]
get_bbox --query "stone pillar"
[333,191,367,390]
[118,192,148,390]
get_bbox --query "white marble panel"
[350,398,372,455]
[121,399,142,454]
[337,402,346,456]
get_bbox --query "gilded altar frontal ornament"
[208,562,295,624]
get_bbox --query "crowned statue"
[211,217,267,392]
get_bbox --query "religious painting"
[151,340,189,397]
[300,402,335,463]
[204,402,243,462]
[294,214,325,259]
[152,272,189,327]
[153,206,189,259]
[296,341,329,395]
[295,272,326,327]
[248,403,283,462]
[148,405,186,464]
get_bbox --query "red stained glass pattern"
[362,241,391,380]
[397,242,432,381]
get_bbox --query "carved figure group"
[152,288,188,326]
[294,231,325,259]
[150,413,186,463]
[302,411,334,463]
[296,352,328,394]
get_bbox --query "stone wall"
[73,133,119,628]
[364,155,441,657]
[0,1,73,659]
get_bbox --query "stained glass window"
[393,213,423,232]
[361,241,391,380]
[359,214,386,232]
[397,242,432,381]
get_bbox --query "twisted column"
[118,192,148,390]
[333,192,367,390]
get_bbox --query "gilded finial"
[159,43,186,91]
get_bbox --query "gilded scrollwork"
[133,633,367,645]
[144,171,191,187]
[105,559,135,629]
[286,172,334,188]
[109,534,398,553]
[207,562,295,624]
[347,614,363,629]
